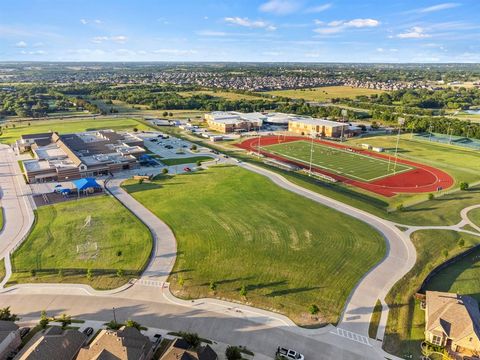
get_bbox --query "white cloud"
[92,35,128,43]
[419,2,460,13]
[396,26,431,39]
[153,49,198,55]
[314,20,324,25]
[344,19,380,28]
[305,3,332,13]
[259,0,301,15]
[15,41,27,48]
[314,18,380,35]
[224,17,276,31]
[197,30,228,37]
[81,19,102,25]
[33,42,44,47]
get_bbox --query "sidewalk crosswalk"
[330,327,371,346]
[136,279,164,287]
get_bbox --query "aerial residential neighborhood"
[1,1,480,360]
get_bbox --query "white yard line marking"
[262,141,413,182]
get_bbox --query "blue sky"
[1,0,479,62]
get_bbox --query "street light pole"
[112,307,117,324]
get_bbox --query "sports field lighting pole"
[257,124,261,157]
[393,117,405,174]
[308,133,314,176]
[341,109,348,142]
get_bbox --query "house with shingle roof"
[425,291,480,356]
[159,338,217,360]
[75,326,153,360]
[15,326,87,360]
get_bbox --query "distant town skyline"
[1,0,479,63]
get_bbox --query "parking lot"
[137,131,212,159]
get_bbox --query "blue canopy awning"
[72,178,101,191]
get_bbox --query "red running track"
[236,136,454,197]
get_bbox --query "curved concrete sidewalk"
[0,145,35,288]
[238,162,416,339]
[105,177,177,282]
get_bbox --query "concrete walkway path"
[0,145,35,288]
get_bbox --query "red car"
[183,167,192,172]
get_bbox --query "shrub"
[179,331,200,348]
[58,313,71,328]
[428,193,434,200]
[106,320,121,330]
[117,269,124,277]
[209,281,217,292]
[309,304,320,315]
[133,127,138,133]
[124,319,141,330]
[116,250,122,257]
[460,182,469,191]
[30,269,36,277]
[225,346,242,360]
[396,204,404,212]
[162,168,169,174]
[458,238,465,248]
[0,307,18,321]
[239,285,247,298]
[196,160,202,167]
[190,144,197,151]
[138,178,144,184]
[39,310,49,329]
[442,249,449,259]
[86,268,93,281]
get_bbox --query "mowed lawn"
[424,246,480,302]
[348,134,480,184]
[123,165,386,325]
[468,207,480,227]
[0,118,150,144]
[266,86,385,102]
[9,196,152,290]
[263,140,411,181]
[160,156,213,166]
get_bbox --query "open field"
[178,90,268,101]
[384,230,480,358]
[424,246,480,302]
[123,165,386,325]
[266,86,385,102]
[0,118,151,144]
[348,134,480,184]
[8,196,152,290]
[263,140,412,181]
[468,207,480,227]
[160,156,212,166]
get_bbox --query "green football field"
[262,140,412,182]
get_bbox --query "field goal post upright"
[394,117,405,174]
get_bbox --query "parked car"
[183,167,192,172]
[19,327,30,339]
[276,347,304,360]
[83,327,94,336]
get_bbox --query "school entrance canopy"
[72,178,102,191]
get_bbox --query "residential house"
[425,291,480,357]
[0,321,21,359]
[159,338,217,360]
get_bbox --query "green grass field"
[8,196,152,290]
[160,156,213,166]
[266,86,385,102]
[424,246,480,302]
[348,134,480,185]
[123,165,386,326]
[178,90,268,101]
[0,118,150,144]
[468,207,480,227]
[263,140,411,181]
[384,230,480,357]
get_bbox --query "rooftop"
[289,117,346,127]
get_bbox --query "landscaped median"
[383,229,480,358]
[122,164,386,326]
[7,195,152,290]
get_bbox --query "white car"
[276,347,304,360]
